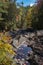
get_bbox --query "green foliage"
[0,40,16,65]
[37,0,43,29]
[0,2,9,30]
[31,0,43,30]
[31,6,39,29]
[0,0,43,31]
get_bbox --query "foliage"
[0,32,16,65]
[0,0,43,30]
[25,7,33,28]
[37,0,43,29]
[0,1,9,30]
[31,0,43,30]
[0,40,16,65]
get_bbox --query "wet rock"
[11,30,43,65]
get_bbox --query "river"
[15,44,32,65]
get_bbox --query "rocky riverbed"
[2,29,43,65]
[10,30,43,65]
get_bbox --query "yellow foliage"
[4,43,16,55]
[0,41,4,48]
[9,50,14,54]
[4,43,12,49]
[0,33,16,59]
[2,35,12,43]
[0,41,16,55]
[0,40,3,44]
[3,52,6,56]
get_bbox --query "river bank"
[0,29,43,65]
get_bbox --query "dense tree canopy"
[0,0,43,31]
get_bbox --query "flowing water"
[15,44,32,65]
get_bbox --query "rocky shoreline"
[12,30,43,65]
[2,29,43,65]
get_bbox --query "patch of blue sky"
[16,0,36,6]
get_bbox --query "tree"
[31,0,43,30]
[0,40,16,65]
[0,0,18,30]
[31,5,38,29]
[37,0,43,29]
[25,6,33,28]
[5,0,19,30]
[0,1,9,30]
[16,1,25,29]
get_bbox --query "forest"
[0,0,43,31]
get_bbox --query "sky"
[16,0,36,6]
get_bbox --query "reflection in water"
[15,44,32,65]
